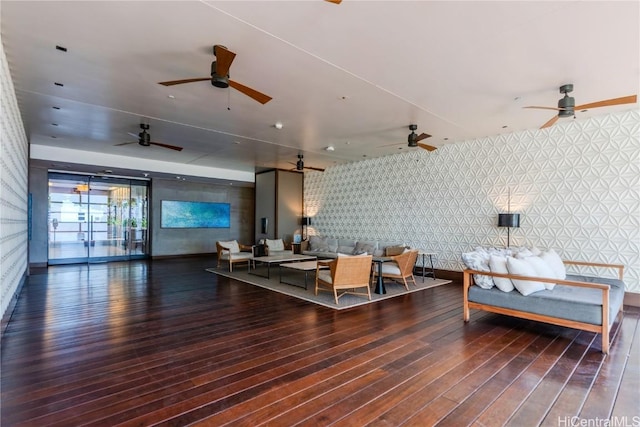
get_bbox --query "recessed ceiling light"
[275,122,283,129]
[325,145,335,151]
[167,95,175,99]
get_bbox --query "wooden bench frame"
[463,260,624,354]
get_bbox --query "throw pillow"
[524,256,556,290]
[353,241,375,255]
[489,255,514,292]
[506,256,545,296]
[385,245,406,256]
[461,251,493,289]
[540,249,566,280]
[309,236,329,252]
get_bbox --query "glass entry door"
[48,173,149,264]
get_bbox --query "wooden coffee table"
[279,260,328,289]
[250,253,316,279]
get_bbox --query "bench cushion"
[468,274,625,326]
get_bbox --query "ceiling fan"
[407,124,437,151]
[115,124,183,151]
[158,45,272,105]
[289,154,325,172]
[378,124,437,151]
[325,0,342,3]
[525,84,637,129]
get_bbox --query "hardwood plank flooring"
[1,256,638,426]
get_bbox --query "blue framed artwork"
[161,200,230,228]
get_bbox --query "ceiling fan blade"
[114,141,137,147]
[574,95,637,110]
[158,77,210,86]
[325,0,342,3]
[415,132,432,142]
[305,166,325,172]
[149,142,183,151]
[377,142,403,148]
[417,143,437,152]
[228,80,272,104]
[540,115,559,129]
[523,106,565,111]
[214,45,236,77]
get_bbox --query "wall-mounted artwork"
[161,200,230,228]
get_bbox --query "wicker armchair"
[315,255,373,305]
[216,240,253,272]
[373,249,419,290]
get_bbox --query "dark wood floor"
[1,256,638,427]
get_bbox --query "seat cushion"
[318,271,333,284]
[219,252,252,261]
[468,274,625,326]
[380,263,401,275]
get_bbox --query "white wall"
[304,109,640,293]
[0,39,29,318]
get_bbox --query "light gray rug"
[206,265,452,310]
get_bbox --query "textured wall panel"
[0,39,29,317]
[305,110,640,293]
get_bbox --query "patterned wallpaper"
[0,39,29,318]
[305,110,640,293]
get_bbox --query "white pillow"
[218,240,240,254]
[540,249,566,280]
[461,251,493,289]
[524,256,557,290]
[506,256,545,296]
[489,255,514,292]
[266,238,285,251]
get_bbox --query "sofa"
[461,246,625,354]
[301,235,407,259]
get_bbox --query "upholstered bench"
[463,260,625,354]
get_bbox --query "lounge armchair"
[216,240,253,272]
[315,255,373,305]
[264,238,290,256]
[373,249,419,290]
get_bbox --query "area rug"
[206,265,452,310]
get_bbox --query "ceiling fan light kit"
[557,84,575,117]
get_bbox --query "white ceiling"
[2,1,639,182]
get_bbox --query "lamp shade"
[301,217,311,226]
[498,213,520,228]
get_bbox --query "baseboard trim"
[151,253,216,260]
[1,270,27,338]
[624,292,640,308]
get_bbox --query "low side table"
[418,251,436,282]
[279,260,327,289]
